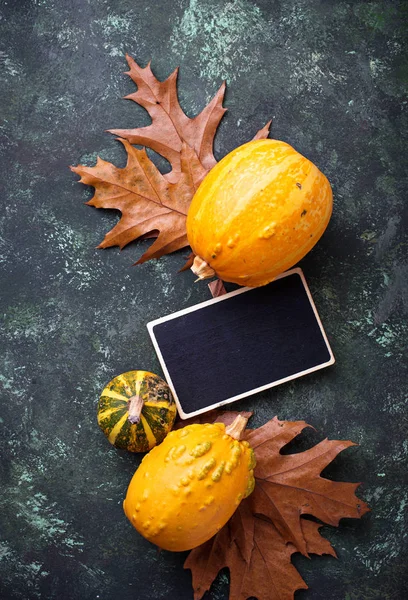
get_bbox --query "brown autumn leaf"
[72,56,271,266]
[184,412,369,600]
[246,417,369,556]
[208,278,227,298]
[71,140,206,264]
[186,504,335,600]
[108,54,226,183]
[252,119,273,140]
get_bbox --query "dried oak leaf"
[246,417,369,556]
[72,56,271,265]
[185,414,369,600]
[108,55,226,183]
[71,140,206,264]
[186,503,335,600]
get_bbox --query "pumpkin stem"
[225,415,249,440]
[191,256,216,281]
[128,393,144,424]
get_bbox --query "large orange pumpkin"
[123,415,255,551]
[186,139,333,287]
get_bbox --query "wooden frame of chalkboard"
[147,268,335,419]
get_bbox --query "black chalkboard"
[148,269,334,418]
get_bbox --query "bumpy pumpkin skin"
[97,371,177,453]
[123,422,256,551]
[186,139,333,287]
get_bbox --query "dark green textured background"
[1,1,407,599]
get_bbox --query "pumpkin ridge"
[98,404,127,431]
[97,406,124,422]
[98,396,127,411]
[140,413,157,448]
[108,412,129,445]
[143,400,174,409]
[129,420,138,451]
[143,405,175,422]
[100,389,129,402]
[117,419,148,451]
[143,406,176,443]
[113,418,132,449]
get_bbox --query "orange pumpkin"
[123,415,255,551]
[186,139,333,287]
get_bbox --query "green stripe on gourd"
[97,370,177,453]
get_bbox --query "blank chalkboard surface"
[147,268,334,418]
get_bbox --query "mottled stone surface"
[0,1,407,599]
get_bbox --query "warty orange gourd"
[186,139,332,287]
[123,415,255,551]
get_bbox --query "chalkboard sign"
[147,269,334,418]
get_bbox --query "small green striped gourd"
[97,371,177,453]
